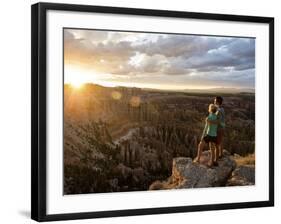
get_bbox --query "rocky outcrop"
[227,165,255,186]
[149,150,236,190]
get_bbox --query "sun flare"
[65,66,93,89]
[70,79,84,89]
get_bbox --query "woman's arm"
[201,121,208,140]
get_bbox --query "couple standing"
[194,96,225,167]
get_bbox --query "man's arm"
[206,110,220,124]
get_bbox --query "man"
[214,96,225,158]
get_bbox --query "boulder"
[149,150,236,190]
[227,165,255,186]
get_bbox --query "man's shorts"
[217,128,225,145]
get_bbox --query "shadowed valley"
[64,83,255,194]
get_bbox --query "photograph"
[63,28,256,195]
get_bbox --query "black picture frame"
[31,2,274,222]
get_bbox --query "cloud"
[64,29,255,88]
[64,30,136,75]
[137,35,254,74]
[137,35,233,58]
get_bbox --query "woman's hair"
[208,104,217,113]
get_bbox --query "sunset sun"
[69,78,84,89]
[65,66,97,89]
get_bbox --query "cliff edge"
[149,150,254,190]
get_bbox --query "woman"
[194,103,218,167]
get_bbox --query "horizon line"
[64,82,255,92]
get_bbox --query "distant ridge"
[182,87,255,94]
[141,87,255,94]
[64,83,254,94]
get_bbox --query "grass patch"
[234,153,255,166]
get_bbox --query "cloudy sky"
[64,29,255,90]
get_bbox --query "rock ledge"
[149,150,237,190]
